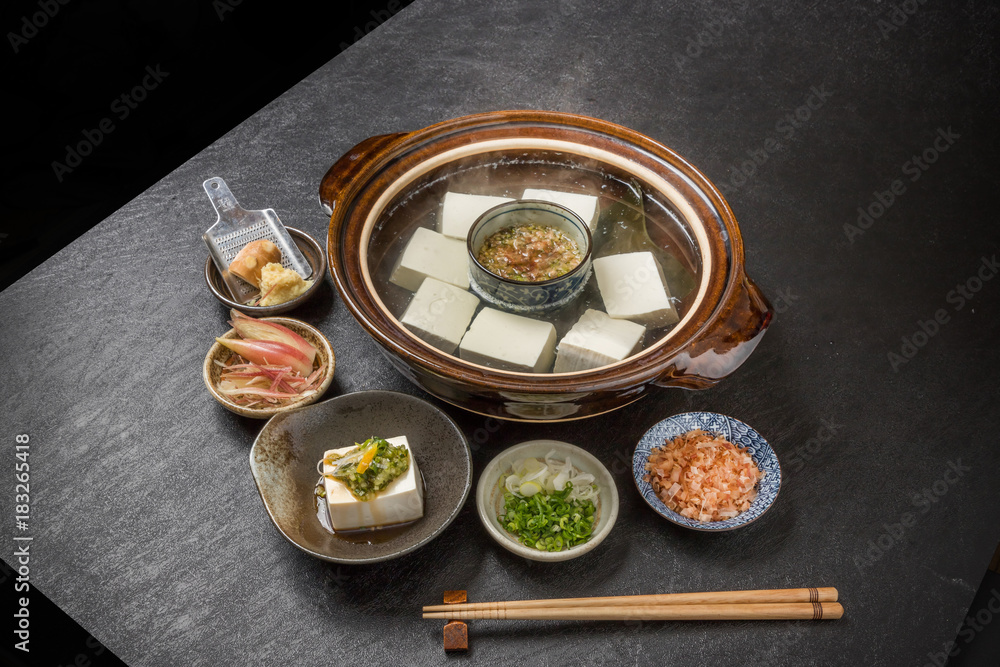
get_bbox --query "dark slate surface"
[2,0,999,664]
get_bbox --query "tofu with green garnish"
[322,436,424,531]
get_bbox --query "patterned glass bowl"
[632,411,781,531]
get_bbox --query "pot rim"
[327,110,746,392]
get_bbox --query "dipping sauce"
[476,224,583,282]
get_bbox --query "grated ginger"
[258,262,313,306]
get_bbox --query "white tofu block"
[400,278,479,354]
[522,188,600,230]
[438,192,514,240]
[593,251,679,327]
[323,436,424,531]
[389,227,469,291]
[554,309,646,373]
[459,308,557,373]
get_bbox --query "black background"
[1,1,410,664]
[0,0,412,292]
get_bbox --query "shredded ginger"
[644,429,763,522]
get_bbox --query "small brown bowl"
[204,227,326,315]
[202,317,335,419]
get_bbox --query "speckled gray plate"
[249,390,472,563]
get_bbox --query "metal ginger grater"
[201,177,311,304]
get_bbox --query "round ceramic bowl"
[468,199,593,314]
[632,412,781,531]
[322,111,773,421]
[202,316,335,419]
[204,227,326,315]
[476,439,618,562]
[249,390,472,564]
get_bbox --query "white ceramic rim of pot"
[359,136,714,378]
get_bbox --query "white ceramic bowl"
[476,440,619,562]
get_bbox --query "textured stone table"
[2,1,999,665]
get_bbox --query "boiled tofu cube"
[400,278,479,355]
[459,308,557,373]
[389,227,469,291]
[522,188,600,230]
[593,251,679,327]
[554,309,646,372]
[323,436,424,531]
[438,192,514,240]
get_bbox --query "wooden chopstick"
[422,587,838,613]
[423,602,843,621]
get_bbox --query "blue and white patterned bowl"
[467,199,593,314]
[633,412,781,531]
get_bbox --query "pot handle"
[319,133,409,216]
[653,271,773,389]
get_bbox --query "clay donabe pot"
[321,110,772,422]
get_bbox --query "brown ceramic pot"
[321,110,772,422]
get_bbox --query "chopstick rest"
[441,590,468,652]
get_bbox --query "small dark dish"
[632,411,781,531]
[249,390,472,563]
[467,199,593,313]
[204,227,326,315]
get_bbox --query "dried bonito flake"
[644,429,763,522]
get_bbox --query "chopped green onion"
[498,482,596,552]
